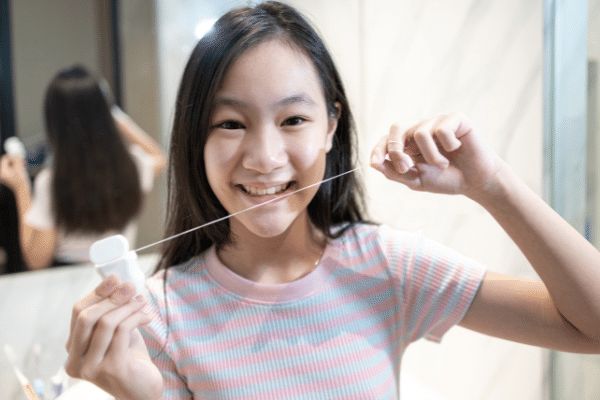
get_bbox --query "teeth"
[241,183,288,196]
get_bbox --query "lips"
[236,181,296,196]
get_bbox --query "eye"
[214,120,245,130]
[281,116,306,127]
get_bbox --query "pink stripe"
[165,259,393,326]
[182,334,396,395]
[170,296,396,361]
[175,311,398,378]
[168,280,396,359]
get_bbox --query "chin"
[235,213,300,239]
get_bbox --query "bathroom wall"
[153,1,546,399]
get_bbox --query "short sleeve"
[380,225,486,343]
[24,169,55,231]
[139,271,193,399]
[129,144,156,194]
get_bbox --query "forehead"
[216,39,325,106]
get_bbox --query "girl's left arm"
[0,154,56,270]
[371,112,600,353]
[111,107,167,177]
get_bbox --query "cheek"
[289,124,332,168]
[204,137,236,186]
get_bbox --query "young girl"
[0,65,166,270]
[65,2,600,399]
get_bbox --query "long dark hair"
[158,1,368,271]
[45,65,142,233]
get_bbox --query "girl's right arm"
[65,275,163,400]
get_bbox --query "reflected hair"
[158,1,368,271]
[44,65,142,233]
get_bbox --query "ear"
[325,102,341,153]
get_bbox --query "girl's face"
[204,39,338,240]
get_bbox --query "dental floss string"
[133,166,365,254]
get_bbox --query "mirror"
[2,0,165,274]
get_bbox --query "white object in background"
[3,136,26,158]
[90,235,146,295]
[3,344,41,400]
[56,380,114,400]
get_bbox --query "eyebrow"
[213,94,317,109]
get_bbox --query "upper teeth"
[241,183,287,196]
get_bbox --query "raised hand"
[0,154,29,191]
[370,112,504,199]
[65,275,163,400]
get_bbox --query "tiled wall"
[154,1,547,399]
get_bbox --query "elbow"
[560,311,600,353]
[153,153,168,177]
[24,254,52,270]
[21,236,55,270]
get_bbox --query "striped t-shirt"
[140,223,486,399]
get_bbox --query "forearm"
[13,184,54,269]
[471,161,600,340]
[112,107,167,175]
[13,184,35,252]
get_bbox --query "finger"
[431,114,463,152]
[370,135,389,167]
[413,119,450,168]
[67,275,120,350]
[0,155,10,173]
[106,310,153,361]
[434,111,474,141]
[387,122,419,173]
[84,295,148,369]
[67,282,137,361]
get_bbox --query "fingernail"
[134,294,146,302]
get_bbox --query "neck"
[218,216,326,285]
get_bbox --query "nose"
[241,125,288,173]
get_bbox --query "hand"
[370,112,504,198]
[65,275,163,400]
[0,154,29,192]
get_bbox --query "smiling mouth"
[236,181,296,196]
